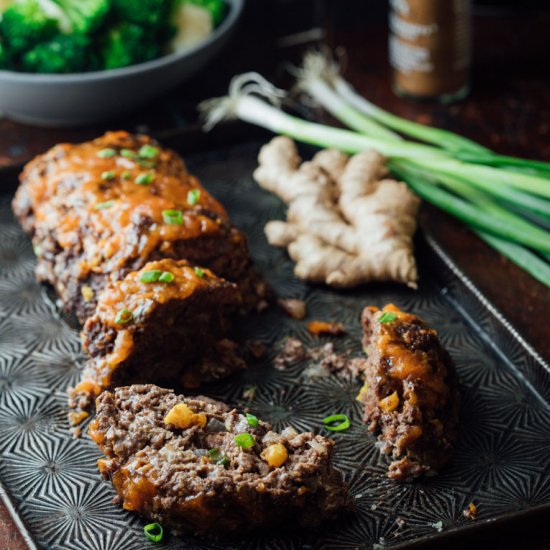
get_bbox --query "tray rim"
[0,143,549,550]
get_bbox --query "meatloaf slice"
[90,384,352,537]
[68,259,243,424]
[12,130,255,322]
[357,304,460,480]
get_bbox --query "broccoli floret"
[50,0,109,34]
[21,33,94,73]
[111,0,172,27]
[0,0,65,54]
[102,22,161,70]
[0,41,11,69]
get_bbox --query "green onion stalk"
[389,162,550,287]
[294,58,550,220]
[199,72,550,288]
[294,53,550,197]
[296,51,550,177]
[292,56,550,282]
[389,161,550,255]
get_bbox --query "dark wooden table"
[0,2,549,548]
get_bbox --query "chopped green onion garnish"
[138,159,156,169]
[194,267,205,278]
[187,189,201,206]
[159,271,175,283]
[208,448,230,465]
[135,172,154,186]
[140,270,162,283]
[144,522,163,542]
[121,171,132,180]
[101,171,116,181]
[162,209,183,225]
[208,447,221,459]
[138,144,160,159]
[120,148,137,159]
[234,433,255,449]
[97,148,116,158]
[322,414,350,432]
[115,309,134,325]
[245,413,259,428]
[94,200,114,210]
[378,312,397,323]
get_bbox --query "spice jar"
[389,0,472,102]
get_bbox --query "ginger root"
[253,136,420,288]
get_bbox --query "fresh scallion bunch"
[199,55,550,289]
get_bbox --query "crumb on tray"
[278,298,307,320]
[307,320,346,336]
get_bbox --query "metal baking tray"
[0,139,548,550]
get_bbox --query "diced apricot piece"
[307,320,345,336]
[356,382,369,402]
[88,419,105,444]
[261,443,289,468]
[164,403,207,429]
[68,410,89,426]
[81,285,94,302]
[74,379,101,397]
[113,469,157,512]
[379,391,399,413]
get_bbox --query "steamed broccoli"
[111,0,172,28]
[102,22,161,70]
[0,41,11,69]
[21,33,94,73]
[0,0,228,74]
[51,0,110,34]
[0,0,67,54]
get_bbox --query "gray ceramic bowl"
[0,0,243,127]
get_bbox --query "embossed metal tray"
[0,139,549,550]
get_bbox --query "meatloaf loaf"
[357,304,460,480]
[12,131,255,322]
[90,384,352,537]
[68,259,244,424]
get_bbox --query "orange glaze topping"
[376,304,433,381]
[112,467,158,512]
[90,258,229,388]
[23,131,228,278]
[95,258,222,327]
[370,304,447,409]
[88,418,105,445]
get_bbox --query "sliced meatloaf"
[90,384,352,537]
[12,131,254,321]
[68,259,243,425]
[357,304,460,480]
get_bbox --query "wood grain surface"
[0,2,548,549]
